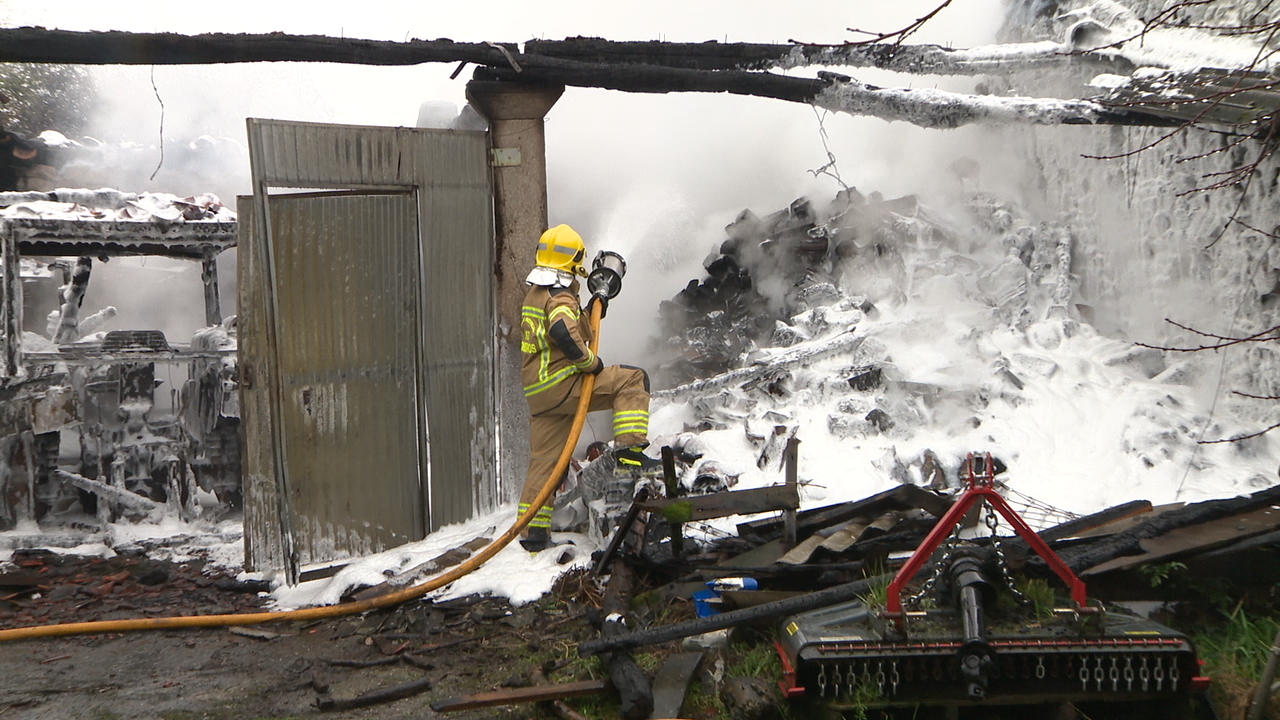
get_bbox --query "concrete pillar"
[465,81,564,503]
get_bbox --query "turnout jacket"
[521,281,602,408]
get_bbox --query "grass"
[857,573,890,611]
[1191,603,1280,720]
[726,638,783,681]
[1014,577,1058,621]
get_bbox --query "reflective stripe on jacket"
[521,283,597,398]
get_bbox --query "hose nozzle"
[588,250,627,300]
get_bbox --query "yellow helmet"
[536,225,587,277]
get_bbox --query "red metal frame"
[774,640,806,697]
[885,453,1092,630]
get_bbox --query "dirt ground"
[0,550,612,720]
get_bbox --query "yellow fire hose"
[0,303,607,642]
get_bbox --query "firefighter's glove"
[587,295,608,319]
[588,357,604,375]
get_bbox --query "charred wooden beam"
[523,37,1129,76]
[53,469,162,515]
[0,27,512,66]
[637,484,799,524]
[737,484,951,541]
[0,27,1117,77]
[1049,483,1280,574]
[0,28,1183,130]
[1038,499,1154,543]
[471,63,822,102]
[472,65,1181,130]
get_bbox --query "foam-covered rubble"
[0,189,235,223]
[642,187,1279,541]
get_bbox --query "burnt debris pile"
[651,188,949,390]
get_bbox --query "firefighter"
[518,224,658,552]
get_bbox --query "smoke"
[5,0,1007,351]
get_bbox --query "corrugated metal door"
[274,192,423,563]
[242,120,495,579]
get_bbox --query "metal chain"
[905,521,962,607]
[986,502,1031,606]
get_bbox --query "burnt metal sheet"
[243,120,495,576]
[1081,504,1280,576]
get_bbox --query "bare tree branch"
[1234,391,1280,401]
[845,0,955,48]
[1136,319,1280,352]
[1199,420,1280,444]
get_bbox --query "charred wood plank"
[650,651,703,720]
[737,484,950,541]
[429,679,611,712]
[474,66,1182,130]
[531,664,596,720]
[1049,484,1280,574]
[638,484,798,524]
[656,332,865,402]
[1038,499,1155,542]
[578,573,891,657]
[661,446,685,557]
[1081,504,1280,576]
[317,675,433,712]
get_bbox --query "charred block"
[847,366,883,391]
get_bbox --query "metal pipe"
[950,556,994,700]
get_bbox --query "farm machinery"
[776,453,1209,718]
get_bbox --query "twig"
[844,0,954,48]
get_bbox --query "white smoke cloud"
[5,0,1006,350]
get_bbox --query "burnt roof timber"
[0,27,1121,77]
[0,27,1189,129]
[1,218,236,261]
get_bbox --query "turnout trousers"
[518,365,650,536]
